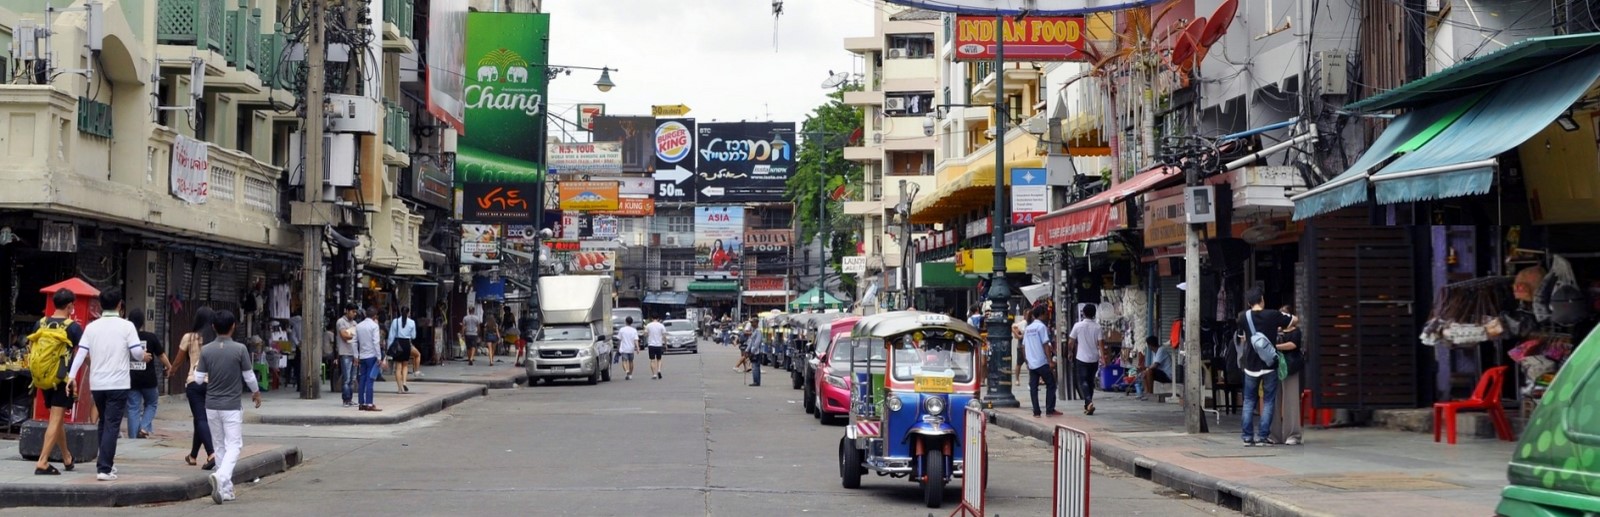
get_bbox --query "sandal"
[35,465,61,475]
[64,459,75,471]
[185,455,197,466]
[203,456,216,471]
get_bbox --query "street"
[4,341,1235,516]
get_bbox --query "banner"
[653,118,696,202]
[595,196,655,216]
[746,276,785,292]
[576,103,603,131]
[456,12,550,184]
[744,229,793,253]
[582,174,652,196]
[407,158,454,209]
[548,142,623,175]
[425,0,467,132]
[558,181,621,211]
[591,215,618,238]
[593,115,655,173]
[461,224,502,264]
[171,134,210,204]
[953,15,1088,61]
[1010,167,1049,225]
[695,122,795,202]
[463,182,537,223]
[549,249,615,274]
[695,206,745,278]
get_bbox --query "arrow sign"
[652,104,692,117]
[654,165,693,184]
[701,186,724,197]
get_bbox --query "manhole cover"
[1291,473,1466,491]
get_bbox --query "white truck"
[526,275,614,385]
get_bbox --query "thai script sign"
[695,122,795,202]
[171,134,210,204]
[463,182,536,223]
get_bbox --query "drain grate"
[1291,473,1466,491]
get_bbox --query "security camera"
[539,228,554,238]
[922,115,935,137]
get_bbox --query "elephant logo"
[476,65,498,82]
[506,66,529,83]
[476,48,531,83]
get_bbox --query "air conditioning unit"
[661,279,671,289]
[884,97,906,111]
[887,48,907,59]
[326,93,378,134]
[664,235,680,246]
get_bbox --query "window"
[887,34,935,59]
[667,215,692,234]
[663,248,695,276]
[1006,94,1024,124]
[885,92,935,116]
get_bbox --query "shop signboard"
[408,158,454,209]
[695,206,744,278]
[653,118,696,201]
[1143,191,1214,248]
[1010,167,1049,225]
[456,12,550,184]
[461,224,501,264]
[592,115,655,173]
[746,276,785,292]
[744,229,793,253]
[595,196,655,217]
[887,0,1155,16]
[547,142,624,175]
[696,122,795,202]
[591,215,619,238]
[966,216,992,238]
[841,256,867,275]
[558,181,621,211]
[549,249,615,274]
[462,182,537,223]
[1003,227,1033,255]
[425,0,468,132]
[576,103,603,131]
[581,175,653,196]
[953,15,1088,61]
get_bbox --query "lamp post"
[530,64,616,323]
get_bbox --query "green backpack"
[27,319,73,391]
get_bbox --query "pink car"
[812,317,862,425]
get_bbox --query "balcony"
[366,201,427,276]
[844,36,880,53]
[383,101,411,167]
[383,0,417,53]
[843,89,883,106]
[881,117,935,151]
[970,68,1042,104]
[845,145,881,162]
[157,0,266,93]
[882,57,937,92]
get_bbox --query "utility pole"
[818,165,828,309]
[1182,156,1205,434]
[983,12,1019,408]
[297,0,328,399]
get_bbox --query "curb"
[0,445,301,508]
[256,385,488,426]
[412,373,526,389]
[987,410,1318,517]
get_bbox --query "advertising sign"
[425,0,467,132]
[581,175,653,196]
[558,181,621,211]
[591,215,619,238]
[547,142,623,175]
[653,118,696,201]
[463,183,536,223]
[548,249,615,274]
[696,122,796,202]
[594,196,655,217]
[1011,167,1049,225]
[408,158,454,209]
[953,15,1088,61]
[456,12,549,184]
[744,229,793,253]
[886,0,1154,16]
[695,206,745,278]
[461,224,501,264]
[1143,191,1215,248]
[171,134,210,204]
[746,276,785,292]
[576,103,603,131]
[592,115,655,173]
[841,256,867,275]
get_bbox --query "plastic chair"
[1433,365,1513,444]
[1301,389,1335,426]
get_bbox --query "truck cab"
[527,276,614,385]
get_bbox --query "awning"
[687,280,740,292]
[954,248,1028,275]
[1346,33,1600,112]
[789,287,846,310]
[1291,100,1466,220]
[419,246,449,265]
[911,157,1045,224]
[1033,165,1183,247]
[918,261,980,288]
[1021,283,1052,304]
[643,292,689,305]
[742,289,791,297]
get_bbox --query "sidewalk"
[989,394,1513,517]
[410,359,527,388]
[156,381,488,426]
[0,437,300,508]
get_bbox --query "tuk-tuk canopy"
[851,311,981,340]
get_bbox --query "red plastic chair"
[1301,389,1335,426]
[1433,366,1513,444]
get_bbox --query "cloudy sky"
[541,0,874,138]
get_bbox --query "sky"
[540,0,874,140]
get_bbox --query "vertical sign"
[1011,167,1049,225]
[576,103,604,131]
[653,118,696,201]
[694,206,745,278]
[425,0,468,132]
[457,12,550,184]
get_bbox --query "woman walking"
[483,316,501,366]
[125,308,171,438]
[171,308,217,469]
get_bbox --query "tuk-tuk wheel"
[840,438,863,489]
[922,449,945,508]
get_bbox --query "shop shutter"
[1306,208,1420,409]
[1157,274,1183,339]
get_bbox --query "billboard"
[583,175,653,196]
[953,15,1088,61]
[462,182,537,223]
[558,181,621,211]
[592,115,655,173]
[695,206,745,279]
[547,142,623,175]
[425,0,468,132]
[696,122,795,203]
[577,103,604,131]
[461,224,502,264]
[407,158,454,209]
[744,229,793,253]
[595,196,655,216]
[881,0,1157,16]
[456,12,550,184]
[549,250,615,274]
[653,118,696,202]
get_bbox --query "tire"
[527,377,540,386]
[791,372,803,390]
[923,449,946,509]
[840,438,863,489]
[692,347,699,354]
[601,360,612,382]
[587,368,600,385]
[804,385,817,414]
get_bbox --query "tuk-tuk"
[838,311,982,509]
[758,311,787,367]
[1497,327,1600,516]
[793,313,844,390]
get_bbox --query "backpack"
[1240,311,1279,368]
[27,318,73,391]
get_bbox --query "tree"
[788,85,864,295]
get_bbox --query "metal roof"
[1346,33,1600,112]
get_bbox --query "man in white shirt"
[644,316,667,380]
[1067,304,1106,416]
[65,288,148,480]
[354,312,385,411]
[616,317,640,380]
[1021,307,1061,417]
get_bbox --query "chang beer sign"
[457,12,550,184]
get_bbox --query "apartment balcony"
[844,36,880,53]
[0,86,290,249]
[881,117,935,151]
[382,0,417,54]
[157,0,267,94]
[970,68,1042,104]
[383,101,412,167]
[844,199,883,216]
[881,57,937,92]
[365,201,427,276]
[845,145,881,162]
[882,175,936,209]
[844,89,884,106]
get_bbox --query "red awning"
[1034,165,1183,247]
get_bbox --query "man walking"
[644,316,666,380]
[462,305,484,365]
[1067,304,1105,416]
[1022,306,1061,417]
[354,310,386,411]
[335,304,358,407]
[193,310,261,504]
[617,317,639,380]
[65,289,148,480]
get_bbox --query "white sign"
[586,175,653,196]
[170,134,210,204]
[966,216,991,238]
[841,256,867,275]
[547,141,623,174]
[884,0,1158,15]
[1003,227,1034,255]
[591,215,618,238]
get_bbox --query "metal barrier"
[1053,424,1090,517]
[950,404,987,516]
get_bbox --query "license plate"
[553,367,565,373]
[914,376,953,393]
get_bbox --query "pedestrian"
[29,289,83,476]
[483,315,501,366]
[1136,335,1173,401]
[732,319,752,373]
[617,316,639,380]
[968,307,984,329]
[1011,308,1027,382]
[125,308,171,439]
[335,304,359,407]
[1022,306,1061,417]
[65,288,149,481]
[388,307,417,393]
[1272,306,1305,445]
[501,307,518,364]
[1238,288,1291,447]
[354,310,385,411]
[171,307,216,470]
[645,315,666,380]
[193,310,262,504]
[747,322,765,387]
[463,304,483,365]
[1066,304,1105,416]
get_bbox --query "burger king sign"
[653,118,696,201]
[655,120,693,163]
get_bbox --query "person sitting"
[1137,335,1174,401]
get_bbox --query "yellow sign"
[1143,192,1215,248]
[914,375,955,394]
[557,181,621,211]
[954,248,1028,275]
[651,104,692,117]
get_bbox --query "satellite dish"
[1169,17,1207,67]
[821,71,850,89]
[1200,0,1239,48]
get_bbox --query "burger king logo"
[655,121,692,163]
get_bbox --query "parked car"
[806,316,860,416]
[813,319,875,425]
[663,319,699,353]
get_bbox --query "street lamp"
[544,64,620,92]
[530,64,616,329]
[594,67,615,92]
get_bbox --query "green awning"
[1291,96,1480,220]
[920,262,979,288]
[788,287,846,310]
[687,281,740,292]
[1346,33,1600,112]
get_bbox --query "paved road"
[7,340,1236,516]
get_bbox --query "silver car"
[663,319,699,353]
